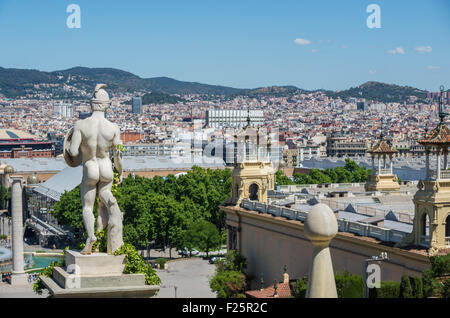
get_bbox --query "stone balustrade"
[240,199,407,244]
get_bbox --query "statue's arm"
[113,125,123,179]
[69,123,82,157]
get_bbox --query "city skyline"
[0,0,448,91]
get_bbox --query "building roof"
[368,140,397,154]
[418,122,450,146]
[245,282,291,298]
[33,166,82,201]
[0,129,39,140]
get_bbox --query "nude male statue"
[64,84,124,255]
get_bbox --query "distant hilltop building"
[205,109,264,129]
[53,103,73,119]
[132,96,143,115]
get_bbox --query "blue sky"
[0,0,448,91]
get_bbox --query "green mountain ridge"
[0,66,436,103]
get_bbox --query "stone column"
[304,203,338,298]
[389,154,393,174]
[425,148,430,180]
[437,149,441,180]
[445,148,448,171]
[371,155,375,175]
[377,154,381,175]
[10,176,27,285]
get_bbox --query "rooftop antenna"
[439,85,447,123]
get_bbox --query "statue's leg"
[98,181,124,254]
[80,182,97,255]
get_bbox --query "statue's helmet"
[90,84,111,111]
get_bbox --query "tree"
[399,275,413,298]
[210,270,247,298]
[291,277,308,298]
[413,276,423,298]
[275,170,295,185]
[335,270,364,298]
[189,220,222,257]
[0,185,9,210]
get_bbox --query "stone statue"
[64,84,124,255]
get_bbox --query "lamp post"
[364,252,388,298]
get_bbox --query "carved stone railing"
[240,199,407,244]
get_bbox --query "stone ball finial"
[304,203,338,242]
[4,165,14,174]
[27,173,39,185]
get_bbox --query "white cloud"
[311,49,319,53]
[387,47,406,55]
[369,70,377,75]
[427,65,440,70]
[294,38,311,45]
[415,46,432,54]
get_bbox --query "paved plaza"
[155,258,216,298]
[0,281,48,298]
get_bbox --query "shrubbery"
[335,270,364,298]
[210,250,247,298]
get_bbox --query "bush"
[335,271,364,298]
[442,279,450,298]
[114,243,160,285]
[156,258,166,268]
[210,270,247,298]
[369,281,400,298]
[33,249,67,296]
[291,277,308,298]
[399,275,413,298]
[430,254,450,277]
[413,276,423,298]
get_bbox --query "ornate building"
[365,134,400,191]
[229,114,275,206]
[401,95,450,255]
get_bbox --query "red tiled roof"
[418,122,450,145]
[245,282,291,298]
[367,140,397,154]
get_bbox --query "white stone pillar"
[371,155,375,175]
[377,154,381,175]
[10,176,27,285]
[437,149,441,180]
[304,203,338,298]
[389,155,393,174]
[445,149,448,171]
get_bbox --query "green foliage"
[290,159,370,185]
[210,270,247,298]
[413,276,424,298]
[0,234,7,241]
[369,281,400,298]
[275,170,295,185]
[291,277,308,298]
[442,279,450,298]
[0,184,9,210]
[210,250,248,298]
[114,243,160,285]
[184,220,221,257]
[429,254,450,277]
[335,270,364,298]
[399,275,413,298]
[51,185,84,233]
[156,258,167,268]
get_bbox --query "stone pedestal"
[40,250,159,298]
[365,174,400,192]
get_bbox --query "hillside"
[324,81,428,103]
[0,66,243,98]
